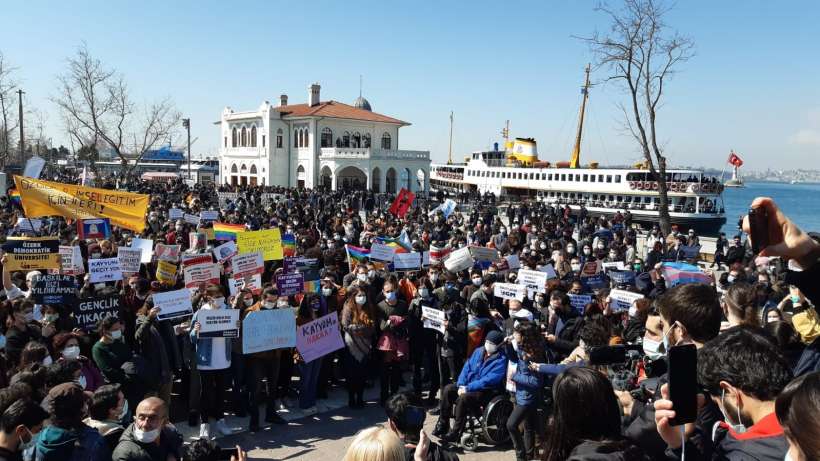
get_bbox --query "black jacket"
[567,439,650,461]
[549,310,584,359]
[111,424,183,461]
[403,442,458,461]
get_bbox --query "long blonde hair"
[342,426,404,461]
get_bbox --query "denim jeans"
[298,359,322,409]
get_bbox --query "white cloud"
[789,129,820,147]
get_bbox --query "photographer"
[385,393,457,461]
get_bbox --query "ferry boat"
[430,67,727,234]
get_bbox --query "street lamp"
[182,118,191,180]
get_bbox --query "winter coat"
[32,425,109,461]
[567,439,650,461]
[111,423,183,461]
[456,345,506,392]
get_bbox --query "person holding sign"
[340,286,378,409]
[134,298,180,405]
[377,281,410,406]
[189,285,234,439]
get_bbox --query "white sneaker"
[199,423,211,439]
[215,419,233,436]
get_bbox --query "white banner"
[88,258,123,283]
[421,306,445,334]
[494,282,526,301]
[369,243,395,262]
[609,289,645,313]
[517,269,548,294]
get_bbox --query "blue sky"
[2,0,819,170]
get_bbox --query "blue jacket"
[189,309,232,368]
[507,346,543,406]
[457,346,506,392]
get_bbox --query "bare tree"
[53,44,180,175]
[0,51,19,169]
[581,0,693,235]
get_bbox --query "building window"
[352,132,361,148]
[241,127,247,147]
[342,131,350,147]
[363,133,371,148]
[321,127,333,148]
[381,132,392,149]
[224,136,227,148]
[231,127,237,147]
[250,126,257,147]
[262,135,266,147]
[294,130,299,148]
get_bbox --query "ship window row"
[467,169,621,183]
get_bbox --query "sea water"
[720,182,820,237]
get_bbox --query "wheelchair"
[459,391,514,452]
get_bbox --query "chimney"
[280,94,288,106]
[308,83,321,107]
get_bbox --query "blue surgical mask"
[385,291,397,302]
[0,334,6,350]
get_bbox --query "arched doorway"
[249,165,258,186]
[371,167,381,193]
[386,168,397,194]
[230,164,238,186]
[320,166,333,189]
[240,164,248,186]
[402,168,412,190]
[336,166,367,191]
[296,165,306,189]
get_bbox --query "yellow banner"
[156,260,178,284]
[237,228,283,261]
[14,176,150,232]
[2,237,61,271]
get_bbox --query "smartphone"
[748,206,769,254]
[217,448,237,461]
[403,406,426,444]
[668,344,698,426]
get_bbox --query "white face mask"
[277,300,289,308]
[133,426,161,444]
[472,277,482,286]
[62,346,81,360]
[243,298,254,307]
[642,337,663,361]
[322,288,333,297]
[628,304,639,318]
[263,301,276,309]
[571,263,581,272]
[357,273,368,282]
[42,356,53,366]
[720,388,747,434]
[484,341,498,354]
[355,295,367,305]
[419,288,429,298]
[209,297,225,309]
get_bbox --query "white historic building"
[217,83,430,193]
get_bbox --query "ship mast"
[448,111,454,165]
[569,64,591,169]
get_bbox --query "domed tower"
[353,95,372,112]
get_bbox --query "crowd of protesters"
[0,171,819,461]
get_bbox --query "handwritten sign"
[231,251,264,279]
[155,244,181,262]
[117,247,142,275]
[296,312,345,363]
[237,228,283,261]
[242,309,297,354]
[421,306,445,334]
[184,262,220,289]
[228,274,262,296]
[517,269,548,294]
[276,272,304,296]
[89,257,122,283]
[153,289,193,320]
[59,246,84,275]
[197,309,240,338]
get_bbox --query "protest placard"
[494,283,526,301]
[296,312,345,363]
[197,309,240,338]
[537,264,558,279]
[117,248,142,275]
[1,237,60,271]
[517,269,548,294]
[31,274,77,305]
[609,289,644,312]
[89,257,122,283]
[276,272,304,296]
[394,252,422,270]
[228,274,262,296]
[200,210,219,222]
[169,208,184,220]
[470,246,500,262]
[231,252,264,279]
[602,261,626,271]
[581,260,601,276]
[183,213,201,226]
[369,243,394,262]
[74,295,120,331]
[181,254,212,267]
[156,260,178,284]
[130,238,154,263]
[681,245,701,259]
[242,309,297,354]
[153,289,193,320]
[496,254,520,272]
[78,218,111,239]
[189,232,207,251]
[581,273,609,291]
[610,270,637,286]
[59,246,84,275]
[568,294,593,313]
[421,306,446,334]
[444,246,474,272]
[155,244,181,262]
[422,251,430,267]
[237,228,283,261]
[23,155,46,179]
[15,218,42,233]
[184,262,220,290]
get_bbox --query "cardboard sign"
[169,208,184,220]
[296,311,345,363]
[155,244,181,262]
[153,289,193,320]
[181,254,212,267]
[517,269,548,294]
[421,306,445,334]
[117,247,142,275]
[74,295,120,331]
[228,274,262,296]
[494,282,526,301]
[537,264,558,280]
[189,232,207,251]
[609,289,644,313]
[496,254,520,271]
[237,228,283,261]
[470,246,500,262]
[422,251,430,267]
[156,260,178,284]
[242,309,297,354]
[568,294,593,313]
[131,238,154,264]
[200,210,219,222]
[231,251,264,279]
[78,218,111,239]
[184,262,220,289]
[429,245,451,263]
[276,272,305,296]
[394,252,422,270]
[59,246,84,275]
[1,237,60,271]
[581,273,609,291]
[444,246,474,272]
[369,243,395,262]
[183,213,201,226]
[197,309,240,338]
[31,274,77,305]
[581,260,601,276]
[88,257,123,283]
[212,241,238,263]
[23,155,46,179]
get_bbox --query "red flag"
[728,151,743,167]
[389,188,415,218]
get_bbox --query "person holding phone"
[384,393,457,461]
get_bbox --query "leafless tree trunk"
[0,52,19,169]
[53,44,180,176]
[580,0,693,235]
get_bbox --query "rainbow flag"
[661,262,712,287]
[282,233,296,257]
[8,188,21,206]
[373,236,410,254]
[213,222,245,241]
[345,244,370,269]
[304,279,321,293]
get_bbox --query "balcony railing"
[320,147,429,160]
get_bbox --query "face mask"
[42,356,53,366]
[322,288,333,297]
[44,313,59,323]
[472,277,482,286]
[484,342,498,354]
[243,298,254,307]
[133,426,161,444]
[263,301,276,309]
[91,253,102,259]
[355,295,367,305]
[76,375,88,390]
[790,295,801,304]
[277,300,289,308]
[119,400,130,422]
[430,273,439,283]
[609,253,618,259]
[540,243,548,250]
[642,337,663,361]
[727,275,736,283]
[720,389,747,434]
[385,291,397,302]
[18,428,36,452]
[567,246,575,254]
[661,323,677,353]
[62,346,81,360]
[368,270,376,279]
[634,264,642,271]
[597,244,605,250]
[571,263,581,272]
[583,248,591,256]
[357,273,368,282]
[110,330,123,341]
[419,288,429,298]
[211,297,225,308]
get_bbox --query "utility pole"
[182,118,191,180]
[17,89,24,167]
[448,111,453,165]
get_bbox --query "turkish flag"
[389,188,415,218]
[728,151,743,167]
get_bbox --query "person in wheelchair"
[433,330,507,444]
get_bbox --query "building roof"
[274,100,408,125]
